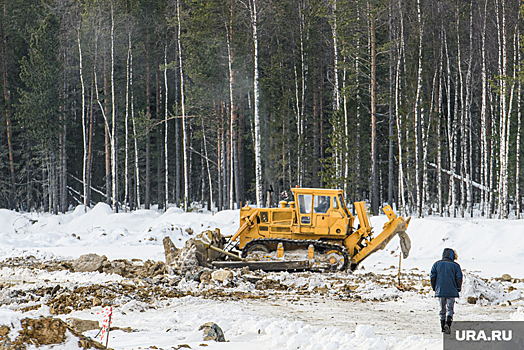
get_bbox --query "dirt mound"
[0,316,106,350]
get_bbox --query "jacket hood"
[442,248,455,260]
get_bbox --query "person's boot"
[440,319,446,333]
[444,316,452,334]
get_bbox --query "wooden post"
[398,254,402,288]
[105,312,112,349]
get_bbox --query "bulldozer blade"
[207,244,244,261]
[212,260,310,271]
[398,231,411,259]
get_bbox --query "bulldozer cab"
[292,188,354,237]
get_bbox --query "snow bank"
[1,205,524,279]
[365,215,524,278]
[0,205,239,262]
[0,267,122,287]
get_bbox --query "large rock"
[199,322,225,342]
[102,259,129,276]
[502,274,512,282]
[199,270,212,283]
[163,237,179,265]
[66,318,100,334]
[211,269,232,283]
[466,296,478,304]
[73,254,108,273]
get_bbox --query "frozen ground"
[0,204,523,349]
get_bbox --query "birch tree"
[248,0,263,207]
[131,43,140,208]
[395,0,405,214]
[480,0,488,216]
[110,1,117,212]
[414,0,423,217]
[77,27,87,209]
[226,18,235,210]
[164,43,169,208]
[496,0,508,218]
[369,3,378,215]
[177,0,189,211]
[125,30,131,211]
[516,23,521,219]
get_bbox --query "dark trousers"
[439,297,455,321]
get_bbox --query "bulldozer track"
[241,238,350,271]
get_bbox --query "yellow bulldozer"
[211,187,411,272]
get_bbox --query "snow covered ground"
[0,204,523,349]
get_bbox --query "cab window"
[298,194,312,214]
[314,195,330,214]
[333,197,338,209]
[338,194,350,217]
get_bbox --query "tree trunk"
[226,18,235,210]
[202,118,213,211]
[343,55,348,196]
[313,87,319,186]
[388,1,394,207]
[414,0,423,218]
[177,0,189,211]
[465,2,473,217]
[293,60,301,187]
[85,70,94,207]
[145,35,151,210]
[110,1,117,212]
[515,19,522,219]
[174,57,180,204]
[43,164,48,212]
[78,28,87,209]
[124,32,131,211]
[496,0,507,218]
[355,4,362,201]
[104,55,111,205]
[164,43,169,208]
[3,1,15,209]
[438,53,443,216]
[156,54,163,210]
[51,150,58,214]
[516,25,521,219]
[298,1,306,188]
[217,111,222,210]
[481,0,488,216]
[129,40,140,209]
[395,0,405,214]
[370,4,378,215]
[332,0,339,112]
[60,93,67,213]
[220,103,226,208]
[250,0,263,207]
[157,128,163,210]
[332,0,340,177]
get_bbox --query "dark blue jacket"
[430,248,463,298]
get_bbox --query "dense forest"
[1,0,523,218]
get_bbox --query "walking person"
[430,248,462,334]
